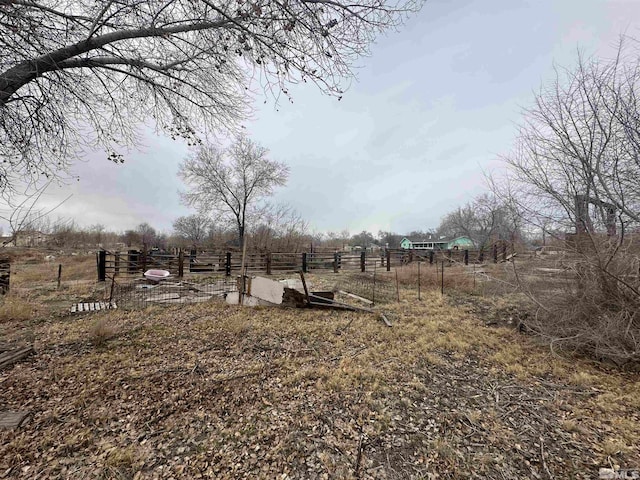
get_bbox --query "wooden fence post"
[464,249,469,266]
[386,249,391,272]
[98,250,106,282]
[57,264,62,289]
[429,250,434,265]
[225,252,231,276]
[360,251,366,272]
[502,242,507,262]
[493,244,498,264]
[447,249,452,265]
[333,252,339,273]
[141,244,147,273]
[302,252,308,273]
[178,250,184,278]
[478,248,484,263]
[266,252,272,275]
[128,250,138,274]
[0,257,10,295]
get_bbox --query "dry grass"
[394,261,475,292]
[0,294,34,323]
[11,254,96,288]
[1,254,640,478]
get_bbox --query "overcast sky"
[34,0,640,236]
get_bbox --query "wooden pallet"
[70,302,117,313]
[0,411,30,430]
[0,346,34,370]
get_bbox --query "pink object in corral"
[144,269,171,282]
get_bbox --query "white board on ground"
[249,276,284,305]
[225,291,273,307]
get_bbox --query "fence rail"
[97,244,519,281]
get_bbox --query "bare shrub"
[517,241,640,366]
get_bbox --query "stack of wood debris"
[227,272,392,327]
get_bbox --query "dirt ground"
[1,260,640,479]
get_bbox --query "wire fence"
[107,274,237,310]
[333,270,400,305]
[101,251,583,311]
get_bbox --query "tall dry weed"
[90,318,114,346]
[0,295,33,323]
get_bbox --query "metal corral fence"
[100,241,558,308]
[97,249,385,281]
[96,242,522,282]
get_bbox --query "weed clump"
[0,295,33,323]
[90,318,114,346]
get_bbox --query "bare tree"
[251,203,308,252]
[493,37,640,364]
[0,0,421,192]
[136,222,157,247]
[496,37,640,236]
[173,214,212,250]
[0,182,71,246]
[180,136,288,247]
[437,193,519,249]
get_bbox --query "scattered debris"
[0,411,30,430]
[70,302,117,313]
[0,346,34,370]
[220,272,393,327]
[338,290,374,305]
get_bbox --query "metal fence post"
[372,262,377,306]
[441,260,444,295]
[178,250,184,278]
[98,249,106,282]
